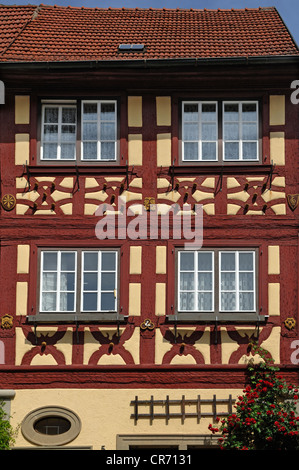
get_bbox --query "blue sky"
[1,0,298,46]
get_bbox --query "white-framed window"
[178,249,256,314]
[40,99,117,162]
[181,100,259,162]
[81,250,118,312]
[223,101,259,161]
[182,101,218,161]
[81,100,117,161]
[40,249,118,313]
[178,251,214,312]
[41,103,77,161]
[219,251,255,312]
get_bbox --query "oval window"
[22,406,81,446]
[34,416,71,435]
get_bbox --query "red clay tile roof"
[0,5,298,63]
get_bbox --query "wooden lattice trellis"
[131,394,234,424]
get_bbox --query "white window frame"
[222,100,259,162]
[178,250,214,313]
[40,102,77,161]
[219,250,256,313]
[40,249,118,314]
[81,100,117,161]
[40,250,77,313]
[81,250,118,313]
[182,101,218,162]
[177,249,256,315]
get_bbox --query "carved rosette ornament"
[140,319,155,330]
[287,194,299,211]
[284,317,296,330]
[1,314,13,329]
[144,197,156,211]
[1,194,16,211]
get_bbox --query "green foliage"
[0,401,16,450]
[209,344,299,450]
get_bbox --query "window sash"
[81,100,117,161]
[177,250,256,314]
[40,100,117,162]
[40,250,118,314]
[182,101,218,162]
[81,250,118,312]
[219,251,255,312]
[41,104,77,161]
[223,101,259,161]
[181,100,259,162]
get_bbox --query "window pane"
[224,142,239,160]
[224,123,239,140]
[243,142,257,160]
[83,122,97,141]
[61,125,76,143]
[82,142,97,160]
[60,272,75,291]
[221,292,236,311]
[84,272,98,291]
[44,107,58,123]
[101,273,116,290]
[102,252,116,271]
[101,292,115,310]
[242,123,257,140]
[239,252,253,271]
[239,272,254,290]
[61,252,75,271]
[43,252,57,271]
[221,252,235,271]
[34,417,71,436]
[183,103,199,121]
[42,272,57,291]
[101,142,115,160]
[60,292,75,311]
[101,103,115,121]
[43,125,58,142]
[198,292,212,311]
[202,123,216,141]
[180,292,195,310]
[221,272,236,291]
[198,272,212,290]
[224,103,239,121]
[202,142,216,160]
[180,252,194,271]
[198,252,212,271]
[180,272,194,290]
[60,143,76,160]
[101,122,115,141]
[84,252,98,271]
[83,102,97,120]
[183,142,198,160]
[83,292,97,311]
[242,103,257,121]
[184,123,199,141]
[43,143,58,159]
[201,103,216,121]
[42,292,56,311]
[62,107,76,124]
[239,292,254,310]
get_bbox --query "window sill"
[167,313,268,323]
[171,163,273,176]
[23,164,129,175]
[27,313,128,324]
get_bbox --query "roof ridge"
[17,4,276,12]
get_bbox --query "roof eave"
[0,55,299,70]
